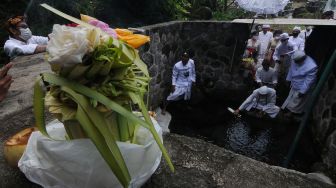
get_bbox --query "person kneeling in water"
[235,86,280,118]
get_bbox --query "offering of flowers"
[31,4,173,187]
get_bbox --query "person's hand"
[34,45,47,54]
[0,63,14,102]
[298,92,305,98]
[171,85,176,93]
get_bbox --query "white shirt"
[258,31,273,57]
[239,87,276,111]
[256,67,278,85]
[299,29,313,40]
[4,36,48,58]
[172,59,196,87]
[246,39,260,50]
[289,36,305,51]
[286,56,317,94]
[273,41,297,62]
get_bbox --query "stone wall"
[308,26,336,180]
[312,71,336,180]
[139,21,250,108]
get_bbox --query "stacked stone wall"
[139,21,250,108]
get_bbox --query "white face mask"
[19,28,32,41]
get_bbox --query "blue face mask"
[19,28,32,41]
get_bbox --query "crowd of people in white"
[236,24,317,118]
[163,25,318,119]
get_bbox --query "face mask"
[19,28,32,41]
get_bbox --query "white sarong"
[281,87,309,113]
[166,85,192,101]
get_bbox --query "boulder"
[143,134,334,188]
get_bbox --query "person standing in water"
[162,52,196,114]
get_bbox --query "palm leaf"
[62,86,131,187]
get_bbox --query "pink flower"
[88,20,117,38]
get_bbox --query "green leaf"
[117,113,130,142]
[33,76,48,137]
[133,50,149,77]
[42,73,150,129]
[42,73,174,172]
[67,65,90,80]
[127,92,175,172]
[62,87,131,187]
[40,4,96,29]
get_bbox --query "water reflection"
[168,100,319,172]
[225,120,271,161]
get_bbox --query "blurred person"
[289,26,305,51]
[267,30,282,62]
[273,33,297,73]
[299,26,313,40]
[281,51,317,114]
[245,31,260,57]
[258,24,273,60]
[255,59,277,88]
[4,15,48,59]
[162,52,196,114]
[234,86,280,118]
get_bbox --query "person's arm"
[34,45,47,54]
[300,67,318,95]
[0,63,14,102]
[273,45,280,62]
[31,36,49,45]
[190,60,196,83]
[286,64,293,82]
[5,42,38,57]
[171,64,178,92]
[237,91,257,112]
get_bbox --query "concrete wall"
[139,21,250,108]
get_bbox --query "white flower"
[47,24,90,67]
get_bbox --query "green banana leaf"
[62,86,131,187]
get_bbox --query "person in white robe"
[273,33,297,73]
[258,25,273,60]
[256,59,277,88]
[4,15,48,59]
[299,26,313,40]
[289,26,305,51]
[162,52,196,114]
[234,86,280,118]
[282,51,318,114]
[244,31,260,57]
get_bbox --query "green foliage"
[213,8,249,21]
[166,0,191,19]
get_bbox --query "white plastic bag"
[18,118,162,188]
